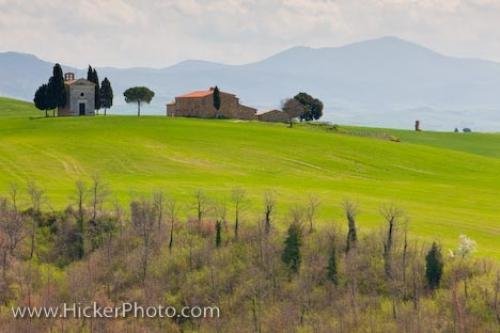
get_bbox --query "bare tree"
[214,200,227,229]
[0,197,25,280]
[27,180,44,259]
[165,196,178,251]
[380,204,404,279]
[153,191,164,233]
[7,183,23,255]
[8,182,19,214]
[402,219,410,290]
[1,184,23,279]
[494,272,500,324]
[89,174,108,223]
[231,188,246,240]
[130,199,156,283]
[306,194,320,233]
[282,98,306,128]
[74,180,86,222]
[74,180,87,259]
[194,189,209,225]
[88,175,109,251]
[289,205,305,225]
[263,191,276,234]
[343,200,358,253]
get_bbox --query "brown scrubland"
[0,180,498,333]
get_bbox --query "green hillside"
[0,96,40,117]
[0,97,499,257]
[339,125,500,158]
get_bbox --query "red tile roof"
[64,78,94,86]
[178,90,213,98]
[177,88,237,98]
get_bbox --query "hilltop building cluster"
[35,64,319,122]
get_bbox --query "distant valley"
[2,37,500,131]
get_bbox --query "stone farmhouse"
[166,87,257,120]
[58,72,95,116]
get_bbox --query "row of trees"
[33,64,113,117]
[0,181,497,332]
[87,65,114,116]
[281,203,445,292]
[33,64,66,117]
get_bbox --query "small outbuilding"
[257,109,290,123]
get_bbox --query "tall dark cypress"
[425,242,444,290]
[213,86,221,118]
[215,221,222,248]
[47,63,66,114]
[282,223,302,274]
[92,68,101,111]
[99,78,114,116]
[327,240,338,285]
[86,65,93,81]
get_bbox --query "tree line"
[0,180,498,332]
[33,64,66,117]
[87,65,114,116]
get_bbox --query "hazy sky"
[1,0,500,68]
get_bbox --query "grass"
[0,97,40,117]
[0,96,499,258]
[335,125,500,158]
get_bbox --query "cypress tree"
[34,84,50,117]
[86,66,101,112]
[215,220,222,248]
[213,86,221,118]
[282,223,302,274]
[425,242,444,290]
[86,65,93,81]
[47,63,66,115]
[327,240,338,285]
[99,77,113,116]
[92,68,101,111]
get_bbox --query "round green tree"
[294,92,324,121]
[33,83,50,117]
[123,87,155,117]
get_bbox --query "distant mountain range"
[2,36,500,131]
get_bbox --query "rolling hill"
[0,96,499,258]
[2,37,500,130]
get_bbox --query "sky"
[1,0,500,68]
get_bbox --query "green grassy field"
[1,96,499,257]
